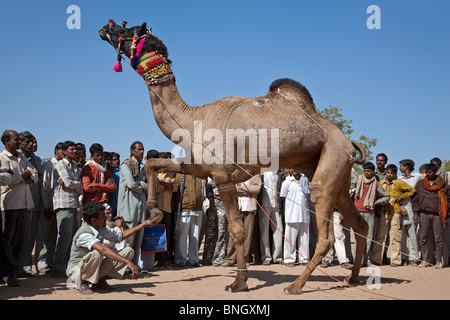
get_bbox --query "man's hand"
[22,169,34,184]
[92,243,140,280]
[127,261,140,280]
[22,169,32,179]
[400,205,408,216]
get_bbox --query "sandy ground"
[1,261,449,301]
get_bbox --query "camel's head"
[99,20,174,83]
[99,20,169,59]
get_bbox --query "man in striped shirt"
[0,130,38,286]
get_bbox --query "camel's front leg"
[144,158,182,225]
[217,182,248,292]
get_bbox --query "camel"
[99,21,369,295]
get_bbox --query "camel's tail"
[351,140,366,165]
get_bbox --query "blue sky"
[1,0,449,170]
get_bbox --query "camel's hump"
[269,78,314,103]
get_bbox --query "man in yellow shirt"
[372,164,416,267]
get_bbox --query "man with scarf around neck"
[81,143,116,204]
[412,163,450,269]
[352,161,390,267]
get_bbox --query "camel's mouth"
[99,21,121,47]
[98,28,110,42]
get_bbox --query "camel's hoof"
[227,281,249,293]
[228,285,248,292]
[283,284,303,295]
[345,275,361,284]
[146,207,163,226]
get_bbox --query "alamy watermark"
[65,5,380,31]
[66,5,81,30]
[366,266,382,290]
[170,121,280,172]
[367,5,381,30]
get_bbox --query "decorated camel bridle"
[107,19,175,85]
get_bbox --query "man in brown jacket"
[412,163,450,269]
[222,174,262,266]
[173,174,205,267]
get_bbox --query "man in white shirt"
[51,140,83,277]
[0,130,38,286]
[280,169,310,266]
[398,159,423,266]
[66,202,156,294]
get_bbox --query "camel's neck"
[147,80,200,143]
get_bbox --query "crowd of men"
[0,129,449,294]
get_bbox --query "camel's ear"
[139,22,147,35]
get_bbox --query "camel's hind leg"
[283,189,335,295]
[335,189,368,284]
[284,163,348,294]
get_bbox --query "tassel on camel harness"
[113,54,123,72]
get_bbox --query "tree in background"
[443,160,450,172]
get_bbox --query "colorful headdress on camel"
[107,19,174,85]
